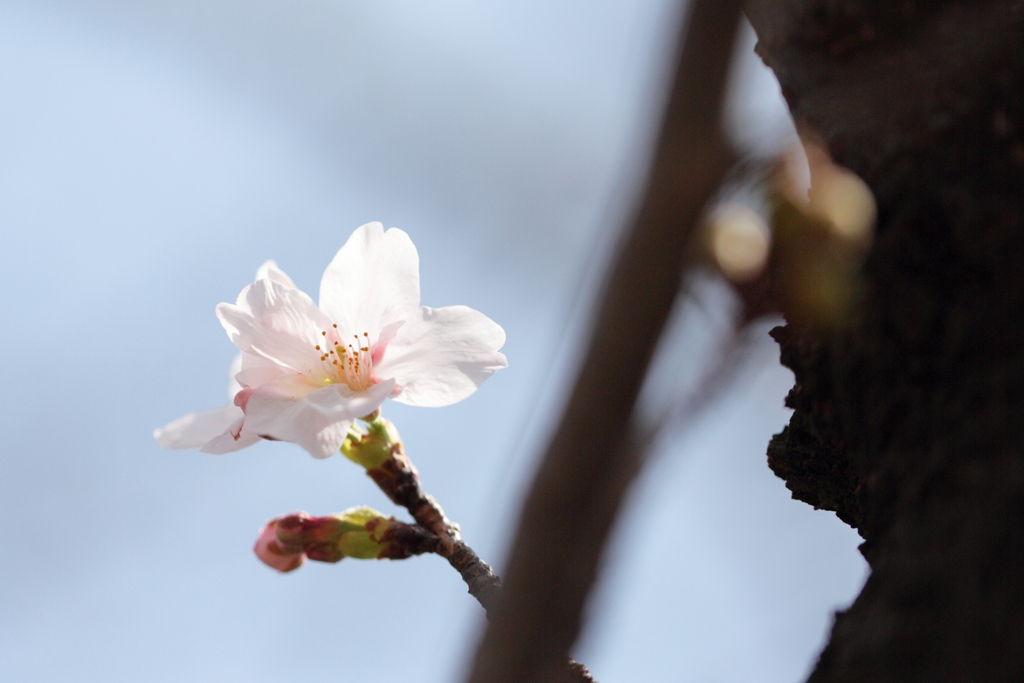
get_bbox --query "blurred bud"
[342,417,402,469]
[706,203,772,283]
[749,136,878,328]
[804,142,876,248]
[254,517,306,573]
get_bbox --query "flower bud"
[256,507,398,566]
[254,517,306,573]
[342,417,402,469]
[253,507,438,570]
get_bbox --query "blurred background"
[0,1,866,681]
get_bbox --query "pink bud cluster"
[253,509,397,572]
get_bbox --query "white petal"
[235,352,291,389]
[154,404,243,449]
[227,353,244,398]
[200,416,262,454]
[216,278,334,372]
[241,351,287,370]
[318,223,420,344]
[375,305,507,407]
[243,375,396,459]
[255,260,297,289]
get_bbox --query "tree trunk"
[744,1,1024,680]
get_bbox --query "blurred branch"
[646,318,765,443]
[465,1,743,682]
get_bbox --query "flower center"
[314,326,375,391]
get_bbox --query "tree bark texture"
[745,1,1024,680]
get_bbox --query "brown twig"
[368,445,596,682]
[367,442,503,614]
[372,519,445,560]
[366,445,595,681]
[463,1,744,682]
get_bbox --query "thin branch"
[367,443,596,682]
[367,442,503,615]
[464,0,744,681]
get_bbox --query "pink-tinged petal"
[243,375,396,459]
[376,305,507,407]
[318,223,420,344]
[200,415,261,454]
[216,278,334,372]
[372,320,405,364]
[255,260,297,289]
[254,521,306,573]
[154,404,243,449]
[233,388,253,411]
[235,365,291,390]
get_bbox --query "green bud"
[273,507,392,562]
[341,417,402,469]
[265,506,435,565]
[335,531,385,559]
[336,505,388,529]
[333,506,391,559]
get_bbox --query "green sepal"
[337,531,386,560]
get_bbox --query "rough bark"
[745,1,1024,680]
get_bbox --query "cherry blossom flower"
[155,222,507,458]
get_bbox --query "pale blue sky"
[0,2,864,681]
